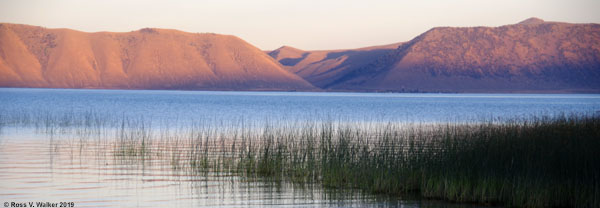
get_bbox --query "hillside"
[268,43,402,88]
[0,23,315,91]
[271,18,600,93]
[323,18,600,92]
[2,18,599,93]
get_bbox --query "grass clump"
[232,115,600,207]
[3,110,598,207]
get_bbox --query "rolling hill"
[268,43,402,88]
[271,18,600,93]
[2,18,599,93]
[0,23,315,91]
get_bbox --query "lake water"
[1,88,599,124]
[1,88,599,207]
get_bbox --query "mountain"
[272,18,600,93]
[517,17,546,25]
[268,43,402,88]
[0,23,315,91]
[3,19,599,93]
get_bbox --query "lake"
[2,88,599,124]
[1,88,599,207]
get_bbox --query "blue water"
[1,88,599,208]
[1,88,599,124]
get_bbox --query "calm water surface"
[1,88,599,207]
[1,88,599,124]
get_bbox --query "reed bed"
[1,111,598,207]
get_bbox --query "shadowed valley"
[268,43,403,88]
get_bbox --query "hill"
[268,43,402,88]
[272,18,600,93]
[0,23,315,91]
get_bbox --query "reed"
[1,110,598,207]
[228,115,599,207]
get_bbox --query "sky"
[1,0,599,50]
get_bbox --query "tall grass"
[219,115,599,207]
[1,111,598,207]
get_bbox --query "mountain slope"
[268,43,402,88]
[0,23,315,90]
[323,18,600,92]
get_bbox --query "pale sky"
[1,0,599,50]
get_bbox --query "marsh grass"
[1,111,598,207]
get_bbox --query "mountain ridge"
[2,18,599,93]
[517,17,545,25]
[0,23,315,91]
[268,42,403,88]
[271,18,600,93]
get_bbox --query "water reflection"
[0,128,483,207]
